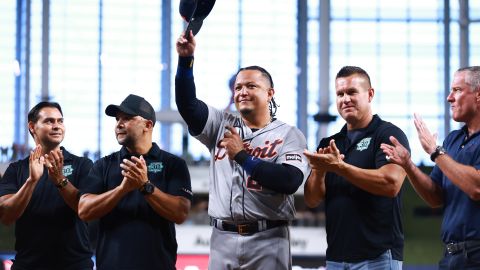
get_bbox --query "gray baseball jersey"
[195,105,309,221]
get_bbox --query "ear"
[368,88,375,102]
[144,120,154,131]
[28,122,35,135]
[268,88,275,101]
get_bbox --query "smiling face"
[335,74,374,129]
[29,107,65,149]
[233,69,274,119]
[447,70,480,123]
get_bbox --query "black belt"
[210,218,289,235]
[446,240,480,254]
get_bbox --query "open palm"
[29,145,45,183]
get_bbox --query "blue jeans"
[326,250,402,270]
[439,243,480,270]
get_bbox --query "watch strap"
[430,146,445,162]
[56,178,69,189]
[140,181,154,195]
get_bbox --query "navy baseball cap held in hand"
[179,0,216,36]
[105,94,156,124]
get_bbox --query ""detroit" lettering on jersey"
[195,105,309,222]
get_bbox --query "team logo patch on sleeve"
[286,154,302,161]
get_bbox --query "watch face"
[430,146,446,162]
[143,182,154,195]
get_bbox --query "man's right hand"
[119,156,148,192]
[304,139,345,172]
[380,136,412,169]
[413,113,438,155]
[29,145,45,183]
[176,30,196,57]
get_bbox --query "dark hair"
[336,66,372,88]
[237,66,274,88]
[28,101,63,137]
[28,101,63,123]
[236,65,279,118]
[457,66,480,92]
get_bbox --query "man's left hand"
[220,126,245,160]
[120,156,149,190]
[45,149,65,184]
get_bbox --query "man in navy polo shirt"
[304,66,410,269]
[78,94,192,270]
[0,101,94,270]
[382,66,480,269]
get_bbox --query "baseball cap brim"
[180,0,216,36]
[105,105,137,118]
[185,18,204,36]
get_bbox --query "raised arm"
[131,156,191,224]
[0,146,44,225]
[44,149,91,212]
[303,149,327,208]
[175,31,208,136]
[416,113,480,201]
[313,139,406,198]
[381,136,444,207]
[78,181,133,221]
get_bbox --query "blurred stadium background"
[0,0,479,269]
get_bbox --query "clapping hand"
[44,149,65,184]
[29,145,45,183]
[304,139,345,172]
[120,155,149,192]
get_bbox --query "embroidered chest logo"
[148,162,163,173]
[356,137,372,151]
[63,165,74,177]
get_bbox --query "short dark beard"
[117,135,134,148]
[239,108,253,117]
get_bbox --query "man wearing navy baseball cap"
[79,94,193,270]
[105,94,156,124]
